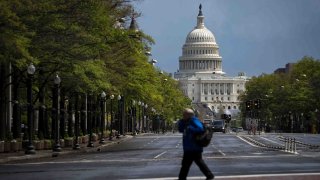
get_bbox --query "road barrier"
[279,136,320,150]
[284,137,296,153]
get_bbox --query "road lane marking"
[218,150,226,156]
[4,154,301,166]
[154,151,167,159]
[212,145,226,156]
[237,136,259,147]
[260,136,283,146]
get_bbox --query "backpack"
[194,122,213,147]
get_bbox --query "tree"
[241,56,320,133]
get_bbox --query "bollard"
[294,138,296,153]
[288,138,291,152]
[285,137,288,152]
[290,138,293,153]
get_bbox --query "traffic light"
[246,100,252,111]
[226,114,231,123]
[221,114,231,123]
[254,99,261,109]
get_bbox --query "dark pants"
[179,151,214,180]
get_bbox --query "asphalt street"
[0,133,319,180]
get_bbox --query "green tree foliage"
[0,0,190,122]
[241,56,320,133]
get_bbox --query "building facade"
[274,63,295,74]
[174,5,248,119]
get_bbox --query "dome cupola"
[185,4,217,44]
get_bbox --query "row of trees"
[240,56,320,133]
[0,0,190,140]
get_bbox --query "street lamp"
[73,93,80,150]
[117,95,122,138]
[87,94,94,147]
[151,59,157,63]
[99,91,106,144]
[132,100,136,135]
[27,63,36,75]
[289,111,293,133]
[53,74,61,152]
[145,104,148,132]
[25,63,36,154]
[141,102,145,132]
[138,101,141,132]
[145,51,152,56]
[109,95,114,140]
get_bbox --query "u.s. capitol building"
[174,5,248,119]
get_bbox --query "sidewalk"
[0,135,133,164]
[129,173,320,180]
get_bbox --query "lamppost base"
[99,139,105,144]
[53,144,62,152]
[25,145,36,154]
[73,144,80,150]
[87,142,94,147]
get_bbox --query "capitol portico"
[174,4,248,119]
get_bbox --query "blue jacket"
[178,116,204,152]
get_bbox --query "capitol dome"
[177,4,223,75]
[186,27,216,44]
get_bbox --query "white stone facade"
[174,5,248,118]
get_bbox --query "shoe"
[206,174,215,180]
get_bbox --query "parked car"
[231,127,237,132]
[212,120,226,133]
[232,127,244,132]
[237,127,244,132]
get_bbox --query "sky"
[133,0,320,76]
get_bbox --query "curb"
[0,135,133,164]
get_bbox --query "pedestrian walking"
[178,108,214,180]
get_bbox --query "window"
[228,97,230,101]
[221,97,224,101]
[205,97,208,101]
[192,97,194,101]
[228,106,231,109]
[223,106,225,109]
[234,106,237,109]
[212,106,215,109]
